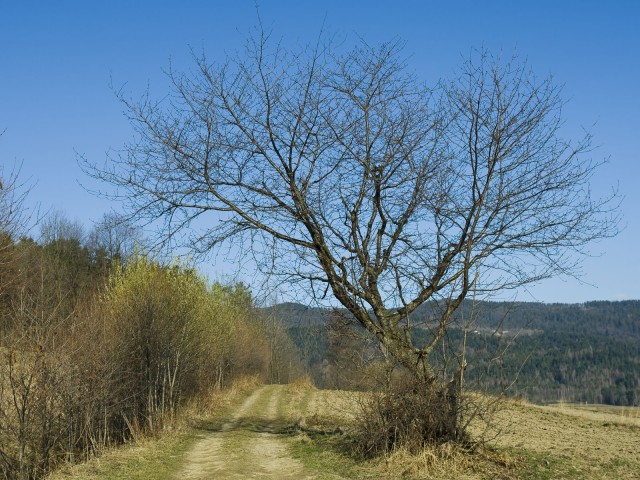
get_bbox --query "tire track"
[177,385,315,479]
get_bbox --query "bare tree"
[0,161,31,244]
[86,34,619,441]
[88,212,143,262]
[39,210,85,245]
[1,147,35,335]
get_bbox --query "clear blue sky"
[1,1,638,303]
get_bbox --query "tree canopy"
[87,33,619,406]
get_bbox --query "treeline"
[431,300,640,405]
[271,301,640,406]
[418,328,640,406]
[410,299,640,339]
[0,214,303,479]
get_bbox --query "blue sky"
[0,1,638,303]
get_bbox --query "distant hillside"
[262,302,330,326]
[266,299,640,337]
[264,300,640,406]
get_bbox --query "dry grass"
[179,374,263,425]
[545,401,640,426]
[45,384,640,479]
[291,388,640,479]
[46,430,194,480]
[287,375,316,391]
[378,443,472,479]
[46,375,263,480]
[374,443,523,480]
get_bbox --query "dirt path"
[177,385,315,479]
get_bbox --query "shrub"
[353,374,468,457]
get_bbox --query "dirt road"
[177,384,316,479]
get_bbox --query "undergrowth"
[46,376,262,480]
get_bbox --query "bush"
[353,375,467,457]
[0,250,279,478]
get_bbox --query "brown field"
[478,400,640,479]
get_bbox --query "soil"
[486,399,640,471]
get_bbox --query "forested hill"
[416,299,640,338]
[266,300,640,406]
[267,300,640,339]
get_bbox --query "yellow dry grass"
[44,384,640,479]
[300,389,640,479]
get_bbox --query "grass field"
[46,382,640,479]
